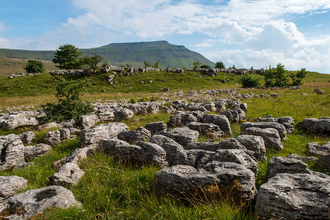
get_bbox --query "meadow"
[0,70,329,219]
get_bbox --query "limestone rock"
[186,122,224,139]
[117,127,151,144]
[0,113,38,130]
[49,163,85,186]
[0,139,25,171]
[203,114,232,137]
[0,176,27,202]
[19,131,35,144]
[80,114,100,130]
[144,122,167,135]
[299,117,330,135]
[241,122,287,139]
[0,186,81,219]
[98,139,129,154]
[24,143,52,160]
[186,138,247,151]
[236,135,266,161]
[43,130,61,145]
[164,127,199,146]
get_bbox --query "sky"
[0,0,330,73]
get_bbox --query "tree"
[144,61,152,68]
[80,53,104,72]
[239,73,261,88]
[214,61,225,69]
[42,77,93,122]
[200,64,211,68]
[290,68,307,86]
[53,44,82,69]
[24,60,45,73]
[193,61,201,70]
[265,63,289,87]
[154,61,159,68]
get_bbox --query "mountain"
[0,41,214,69]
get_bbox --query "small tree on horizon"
[214,61,225,69]
[53,44,82,70]
[24,60,45,73]
[193,61,201,70]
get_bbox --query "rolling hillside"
[0,41,214,76]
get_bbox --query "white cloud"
[0,22,6,31]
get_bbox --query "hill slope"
[0,41,214,73]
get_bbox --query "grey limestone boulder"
[174,149,208,167]
[80,122,129,147]
[147,102,160,114]
[0,113,38,130]
[43,130,61,145]
[49,162,85,186]
[97,108,115,121]
[202,102,216,112]
[203,114,232,137]
[256,173,330,220]
[144,122,167,135]
[0,176,27,202]
[24,143,52,160]
[186,138,247,151]
[59,128,71,140]
[260,116,294,134]
[186,122,224,139]
[117,127,151,144]
[0,139,25,171]
[299,117,330,135]
[98,138,129,154]
[19,131,35,145]
[236,135,266,161]
[52,146,96,169]
[37,122,63,130]
[0,186,81,219]
[60,119,77,129]
[306,141,330,171]
[136,141,168,168]
[241,127,283,151]
[113,107,133,121]
[266,157,311,180]
[80,114,100,130]
[241,122,287,139]
[168,111,197,127]
[286,153,317,163]
[164,127,199,146]
[149,135,184,166]
[154,162,257,203]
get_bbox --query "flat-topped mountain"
[0,41,214,71]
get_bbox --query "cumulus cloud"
[0,22,6,31]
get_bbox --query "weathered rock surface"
[203,114,232,137]
[144,122,167,135]
[266,157,312,180]
[236,135,266,161]
[0,138,25,171]
[286,153,317,163]
[37,122,63,130]
[0,113,38,130]
[168,111,204,127]
[186,122,224,139]
[164,127,199,146]
[49,162,85,186]
[19,131,35,144]
[43,130,61,145]
[0,176,27,202]
[241,122,287,139]
[52,146,96,169]
[306,141,330,170]
[0,186,81,219]
[256,173,330,220]
[154,162,257,202]
[220,108,245,123]
[117,127,151,144]
[136,141,168,167]
[186,138,247,151]
[299,117,330,135]
[241,127,283,151]
[259,116,295,134]
[149,135,184,166]
[80,114,100,129]
[80,122,129,147]
[24,143,52,160]
[98,139,129,154]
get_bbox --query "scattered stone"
[0,176,27,202]
[38,122,63,130]
[144,122,167,135]
[149,135,184,166]
[314,89,325,94]
[0,113,38,130]
[186,122,224,139]
[241,122,287,140]
[256,172,330,220]
[203,114,232,137]
[164,127,199,146]
[49,162,85,186]
[98,139,129,154]
[186,138,247,151]
[0,186,81,219]
[117,127,151,144]
[286,153,317,163]
[80,114,100,130]
[24,143,52,160]
[299,117,330,135]
[236,135,267,161]
[0,138,25,171]
[19,131,35,144]
[43,130,61,145]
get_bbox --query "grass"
[0,70,329,219]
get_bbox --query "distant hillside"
[0,41,214,73]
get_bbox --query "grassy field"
[0,57,58,77]
[0,70,329,219]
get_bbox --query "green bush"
[200,64,210,68]
[24,60,45,73]
[264,63,289,87]
[290,68,307,86]
[80,53,104,72]
[193,61,201,70]
[238,73,261,88]
[214,61,225,69]
[41,78,93,123]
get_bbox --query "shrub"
[41,78,93,123]
[290,68,307,86]
[144,61,152,68]
[193,61,201,70]
[80,53,104,72]
[214,61,225,69]
[101,61,110,69]
[239,73,261,88]
[200,64,210,68]
[154,61,159,68]
[52,44,82,70]
[264,63,289,87]
[128,98,137,104]
[24,60,45,73]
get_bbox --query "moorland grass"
[0,71,329,219]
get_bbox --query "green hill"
[0,41,214,73]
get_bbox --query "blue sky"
[0,0,330,73]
